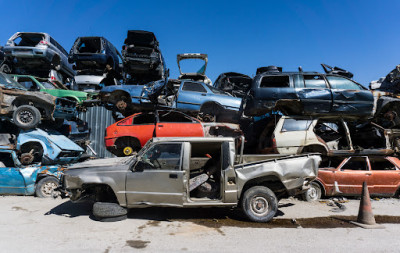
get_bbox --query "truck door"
[326,75,374,116]
[222,141,238,204]
[176,82,208,112]
[155,111,204,138]
[334,157,371,195]
[0,152,27,195]
[125,143,185,207]
[297,74,333,114]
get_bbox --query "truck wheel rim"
[250,196,269,216]
[308,187,318,200]
[18,110,33,124]
[123,147,133,156]
[42,182,57,196]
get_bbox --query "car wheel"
[13,105,41,130]
[241,186,278,222]
[35,177,59,198]
[93,202,127,222]
[302,182,322,202]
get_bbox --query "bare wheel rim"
[250,196,270,217]
[18,110,34,124]
[123,146,133,156]
[307,187,318,200]
[42,181,57,196]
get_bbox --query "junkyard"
[2,1,400,252]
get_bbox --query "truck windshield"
[0,73,27,90]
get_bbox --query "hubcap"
[18,110,33,124]
[123,146,133,156]
[307,187,318,200]
[42,182,57,196]
[250,196,269,217]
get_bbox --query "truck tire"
[241,186,278,222]
[93,202,127,222]
[35,177,59,198]
[302,182,322,202]
[13,105,41,130]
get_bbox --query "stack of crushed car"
[1,29,400,223]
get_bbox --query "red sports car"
[105,110,241,156]
[303,156,400,201]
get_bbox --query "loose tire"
[93,202,127,222]
[302,182,322,202]
[13,105,41,129]
[35,177,59,198]
[241,186,278,222]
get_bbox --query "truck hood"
[67,156,135,170]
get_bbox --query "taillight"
[69,125,72,132]
[39,40,48,45]
[272,137,277,151]
[51,76,56,80]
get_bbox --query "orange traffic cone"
[350,181,384,229]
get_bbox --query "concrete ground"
[1,196,400,252]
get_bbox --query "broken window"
[281,119,312,132]
[77,38,102,54]
[13,33,44,46]
[158,111,193,123]
[304,75,327,88]
[132,113,155,125]
[260,75,290,88]
[370,158,397,171]
[326,76,362,90]
[17,79,38,91]
[140,143,182,170]
[0,152,15,167]
[182,82,207,93]
[340,157,368,171]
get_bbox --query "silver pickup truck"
[62,137,320,222]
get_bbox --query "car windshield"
[41,82,57,89]
[179,58,206,74]
[0,73,27,90]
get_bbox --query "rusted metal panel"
[78,106,115,158]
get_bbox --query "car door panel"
[0,167,27,195]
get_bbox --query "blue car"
[99,79,242,121]
[17,128,84,165]
[0,146,63,197]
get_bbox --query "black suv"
[121,30,166,83]
[244,65,374,118]
[69,36,122,75]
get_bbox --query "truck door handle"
[158,125,163,127]
[169,173,178,179]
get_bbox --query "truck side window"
[326,76,362,90]
[141,143,182,170]
[340,157,368,171]
[182,82,207,93]
[304,75,327,88]
[260,76,290,88]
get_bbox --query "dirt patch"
[147,220,160,227]
[126,240,150,249]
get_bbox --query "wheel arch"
[109,90,132,104]
[239,175,286,200]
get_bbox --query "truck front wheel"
[241,186,278,222]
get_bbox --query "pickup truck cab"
[244,68,374,118]
[63,137,320,222]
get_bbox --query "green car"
[12,75,91,105]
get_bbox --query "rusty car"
[0,145,63,197]
[0,73,77,129]
[105,110,242,156]
[62,136,320,222]
[303,156,400,201]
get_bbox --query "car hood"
[67,156,135,170]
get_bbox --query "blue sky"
[1,0,399,86]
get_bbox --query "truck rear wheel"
[241,186,278,222]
